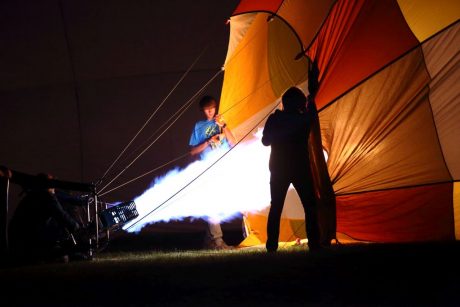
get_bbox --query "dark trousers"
[266,171,320,251]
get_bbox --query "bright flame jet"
[124,129,275,233]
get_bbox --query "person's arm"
[47,192,81,232]
[55,190,86,207]
[190,139,210,156]
[262,115,274,146]
[221,124,236,146]
[306,95,317,118]
[189,123,206,156]
[215,115,236,146]
[190,135,223,156]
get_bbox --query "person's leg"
[266,174,290,252]
[292,174,320,249]
[205,220,223,242]
[203,219,234,249]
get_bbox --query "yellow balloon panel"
[242,213,305,244]
[267,16,309,97]
[221,13,277,130]
[397,0,460,42]
[455,182,460,240]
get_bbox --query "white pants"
[206,220,223,241]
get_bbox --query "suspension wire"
[99,14,312,205]
[99,14,286,188]
[102,68,220,181]
[117,53,311,230]
[101,74,280,195]
[99,93,199,182]
[98,152,190,197]
[102,73,271,190]
[102,74,268,185]
[98,69,223,194]
[218,59,309,117]
[219,78,272,116]
[125,99,282,231]
[98,45,210,185]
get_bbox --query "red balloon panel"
[308,0,419,109]
[233,0,283,16]
[337,182,454,242]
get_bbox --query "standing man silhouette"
[262,87,320,252]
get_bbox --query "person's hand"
[215,114,226,127]
[210,134,221,143]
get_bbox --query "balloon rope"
[103,68,224,181]
[99,45,210,183]
[98,70,223,194]
[98,152,190,197]
[100,91,201,182]
[125,99,281,232]
[99,16,293,188]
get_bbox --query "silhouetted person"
[262,87,320,252]
[9,173,82,262]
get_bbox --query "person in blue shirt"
[189,95,236,249]
[189,96,235,157]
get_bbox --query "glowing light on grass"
[124,129,273,232]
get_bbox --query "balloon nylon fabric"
[221,0,460,243]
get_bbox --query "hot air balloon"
[220,0,460,244]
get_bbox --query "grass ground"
[1,238,460,306]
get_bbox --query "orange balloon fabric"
[224,0,460,244]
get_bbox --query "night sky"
[0,0,240,206]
